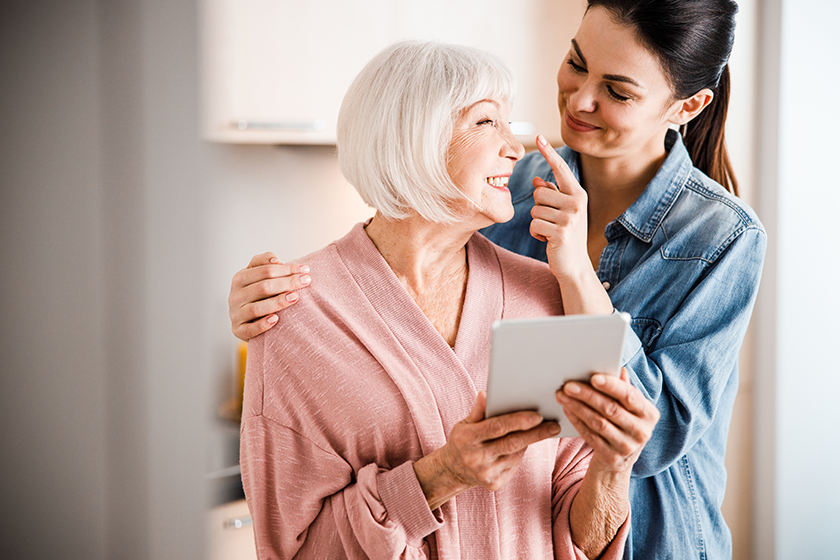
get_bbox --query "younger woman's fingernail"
[299,275,311,286]
[591,374,606,386]
[285,293,298,303]
[299,265,310,274]
[267,314,279,325]
[565,383,581,395]
[537,134,548,146]
[270,257,281,264]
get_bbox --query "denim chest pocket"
[630,317,663,351]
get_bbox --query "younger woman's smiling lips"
[565,110,600,132]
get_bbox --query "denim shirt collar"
[559,128,694,243]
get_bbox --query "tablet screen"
[485,313,630,438]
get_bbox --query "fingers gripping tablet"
[486,313,631,438]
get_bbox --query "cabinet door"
[202,0,392,144]
[201,0,581,145]
[206,499,257,560]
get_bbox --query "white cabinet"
[200,0,583,145]
[206,499,257,560]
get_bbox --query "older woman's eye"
[477,118,495,126]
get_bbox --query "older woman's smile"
[486,175,511,189]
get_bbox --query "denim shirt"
[481,130,766,560]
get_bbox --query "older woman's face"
[447,99,525,227]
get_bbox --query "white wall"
[0,2,106,557]
[0,1,371,558]
[719,3,759,559]
[754,0,840,558]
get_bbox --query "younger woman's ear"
[669,88,714,126]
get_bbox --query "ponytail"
[680,65,738,196]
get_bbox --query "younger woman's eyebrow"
[571,39,588,66]
[570,38,643,89]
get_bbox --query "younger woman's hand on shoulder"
[228,252,311,341]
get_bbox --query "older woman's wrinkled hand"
[556,368,659,472]
[414,391,561,511]
[559,367,658,557]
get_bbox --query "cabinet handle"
[224,515,253,530]
[234,119,325,131]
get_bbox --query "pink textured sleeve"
[241,415,443,559]
[550,441,630,560]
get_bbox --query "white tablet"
[485,313,630,438]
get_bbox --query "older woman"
[239,40,658,559]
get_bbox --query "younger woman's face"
[556,6,685,164]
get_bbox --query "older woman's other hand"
[557,368,659,472]
[559,368,658,557]
[229,252,311,341]
[414,391,561,511]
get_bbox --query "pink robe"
[240,223,629,559]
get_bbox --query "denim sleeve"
[623,225,767,477]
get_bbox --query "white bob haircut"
[337,40,516,224]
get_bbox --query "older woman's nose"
[500,126,525,160]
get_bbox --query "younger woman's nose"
[566,81,597,113]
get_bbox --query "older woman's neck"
[365,213,474,346]
[365,213,472,287]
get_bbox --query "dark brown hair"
[587,0,740,195]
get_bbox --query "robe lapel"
[336,225,505,437]
[332,224,507,560]
[453,234,504,394]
